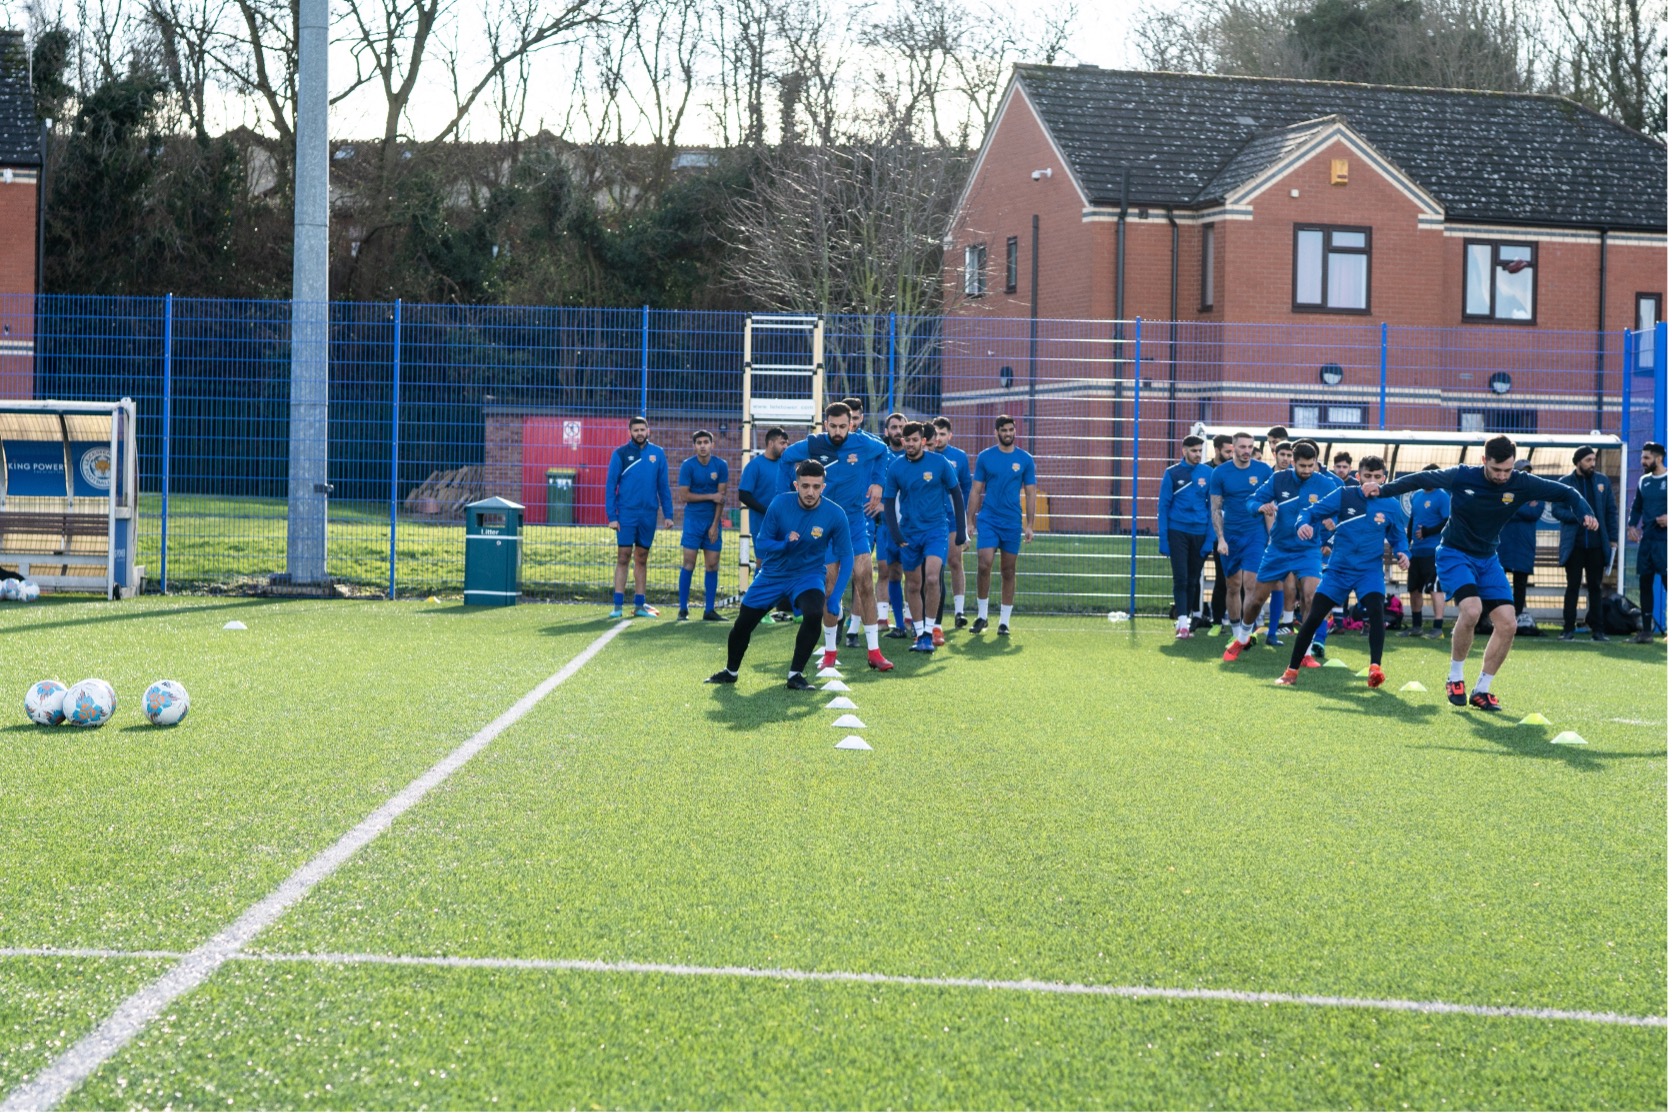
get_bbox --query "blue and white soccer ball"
[17,580,39,602]
[0,578,19,601]
[143,680,190,726]
[24,680,68,726]
[62,679,116,728]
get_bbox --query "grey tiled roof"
[1017,65,1667,230]
[0,31,41,167]
[1194,115,1337,204]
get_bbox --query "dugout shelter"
[0,399,141,598]
[1198,426,1629,616]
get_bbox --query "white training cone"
[821,680,851,693]
[1399,680,1428,692]
[834,736,872,751]
[816,667,843,679]
[832,714,866,729]
[825,696,858,710]
[1550,731,1588,745]
[223,620,247,630]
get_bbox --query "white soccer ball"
[0,578,19,601]
[62,679,117,728]
[17,580,39,602]
[143,680,190,726]
[24,680,68,726]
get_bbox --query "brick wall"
[0,170,37,397]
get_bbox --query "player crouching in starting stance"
[1276,455,1408,690]
[706,460,853,691]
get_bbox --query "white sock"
[876,602,890,625]
[954,594,965,616]
[977,598,990,620]
[865,624,879,651]
[1449,659,1465,683]
[848,614,862,635]
[1177,614,1191,629]
[1000,604,1013,625]
[1475,671,1494,693]
[823,625,838,651]
[1281,610,1294,624]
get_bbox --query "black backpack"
[1600,594,1643,635]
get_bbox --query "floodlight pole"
[286,0,331,585]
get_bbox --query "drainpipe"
[1167,208,1179,447]
[1594,228,1609,432]
[1110,170,1130,527]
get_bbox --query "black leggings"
[1511,570,1530,616]
[728,588,826,674]
[1210,551,1227,624]
[1290,591,1385,671]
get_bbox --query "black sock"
[726,605,769,671]
[790,589,826,672]
[1365,593,1387,663]
[1289,594,1338,671]
[1642,571,1659,632]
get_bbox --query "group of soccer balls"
[1,578,42,602]
[25,678,191,728]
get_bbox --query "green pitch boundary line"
[0,619,636,1115]
[1,947,1662,1030]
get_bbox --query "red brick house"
[942,65,1667,531]
[0,30,41,397]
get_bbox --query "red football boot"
[867,648,894,672]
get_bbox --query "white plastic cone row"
[821,680,851,692]
[834,736,872,751]
[223,621,247,630]
[831,714,866,729]
[825,696,858,710]
[816,667,843,679]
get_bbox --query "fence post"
[886,311,897,413]
[389,298,401,601]
[1657,321,1668,446]
[1378,322,1388,430]
[639,305,650,416]
[1622,327,1634,447]
[160,292,173,594]
[1129,316,1142,616]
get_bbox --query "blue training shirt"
[1250,467,1338,552]
[1630,470,1669,543]
[754,491,853,602]
[885,450,962,541]
[1158,459,1211,536]
[939,443,974,532]
[677,454,728,531]
[739,453,790,515]
[604,439,675,524]
[1407,488,1451,556]
[1210,458,1274,541]
[973,445,1037,530]
[1299,488,1409,571]
[780,432,889,517]
[1379,466,1589,558]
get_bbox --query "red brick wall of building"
[0,173,37,397]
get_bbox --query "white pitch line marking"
[0,945,1661,1030]
[0,620,632,1114]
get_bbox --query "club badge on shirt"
[710,471,718,480]
[922,471,933,482]
[1016,463,1025,473]
[1502,493,1514,504]
[847,453,858,465]
[811,526,823,539]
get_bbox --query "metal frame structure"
[0,398,141,598]
[738,315,825,589]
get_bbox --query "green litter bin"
[545,467,577,526]
[464,496,524,606]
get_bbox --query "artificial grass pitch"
[0,599,1664,1109]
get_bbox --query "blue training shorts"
[680,524,722,552]
[742,569,830,612]
[1317,563,1387,606]
[899,530,950,572]
[616,521,656,549]
[978,520,1023,555]
[1256,547,1322,584]
[843,511,875,559]
[1638,540,1667,578]
[874,519,900,564]
[1435,544,1513,606]
[1222,530,1266,577]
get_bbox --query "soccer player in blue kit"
[737,425,793,623]
[885,422,967,654]
[1158,434,1212,639]
[780,402,895,672]
[1279,455,1409,689]
[966,414,1037,636]
[705,460,853,691]
[1210,432,1274,659]
[874,412,910,637]
[1627,440,1668,643]
[1403,465,1451,639]
[1364,436,1596,711]
[675,430,729,622]
[605,416,675,619]
[1225,440,1337,663]
[931,416,974,635]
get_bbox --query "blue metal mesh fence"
[0,295,1662,612]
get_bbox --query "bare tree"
[1548,0,1666,135]
[143,0,230,141]
[707,0,775,146]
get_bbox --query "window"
[1290,402,1364,429]
[1203,222,1217,309]
[1636,293,1662,369]
[1293,225,1370,313]
[1458,408,1538,435]
[964,243,987,297]
[1004,237,1018,294]
[1463,241,1536,322]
